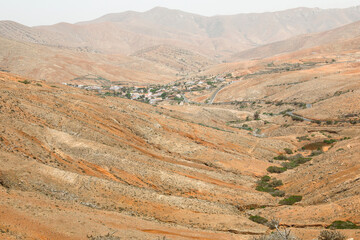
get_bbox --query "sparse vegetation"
[317,230,346,240]
[252,218,302,240]
[327,220,360,229]
[256,176,285,197]
[19,80,31,84]
[261,175,271,182]
[254,111,261,120]
[274,154,288,160]
[297,135,310,142]
[279,195,302,205]
[281,161,299,169]
[1,9,360,240]
[267,166,287,173]
[87,232,121,240]
[252,231,302,240]
[310,150,324,156]
[326,120,333,125]
[249,215,268,225]
[280,155,312,169]
[241,124,253,131]
[290,115,304,122]
[284,148,293,154]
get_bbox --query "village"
[63,75,232,105]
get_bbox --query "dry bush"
[252,231,301,240]
[252,218,301,240]
[87,232,121,240]
[317,230,346,240]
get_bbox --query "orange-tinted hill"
[0,71,282,239]
[1,69,359,239]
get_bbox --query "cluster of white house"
[62,75,227,105]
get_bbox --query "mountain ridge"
[232,19,360,60]
[1,5,360,59]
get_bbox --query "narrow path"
[248,138,260,154]
[285,112,313,122]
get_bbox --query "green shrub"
[267,166,287,173]
[19,80,31,84]
[280,155,312,169]
[256,185,275,192]
[261,175,271,182]
[241,124,253,131]
[289,155,311,162]
[324,139,337,144]
[249,215,268,225]
[256,176,284,197]
[254,111,260,120]
[291,115,304,122]
[297,135,310,142]
[310,150,323,156]
[327,220,360,229]
[268,179,283,188]
[270,190,285,197]
[281,161,299,169]
[284,148,293,154]
[274,154,288,160]
[279,195,302,205]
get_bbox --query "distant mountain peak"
[2,5,360,60]
[147,6,171,12]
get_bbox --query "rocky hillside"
[0,71,277,239]
[0,36,178,84]
[132,45,216,73]
[0,68,359,239]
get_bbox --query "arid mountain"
[1,6,360,59]
[1,6,360,83]
[207,33,360,120]
[0,20,65,47]
[1,63,359,239]
[132,44,216,73]
[0,71,282,239]
[1,5,360,240]
[0,36,180,84]
[233,20,360,60]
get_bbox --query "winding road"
[208,83,229,104]
[207,77,244,104]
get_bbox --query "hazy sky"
[1,0,360,26]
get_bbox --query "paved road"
[208,84,229,104]
[181,94,190,104]
[207,77,244,104]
